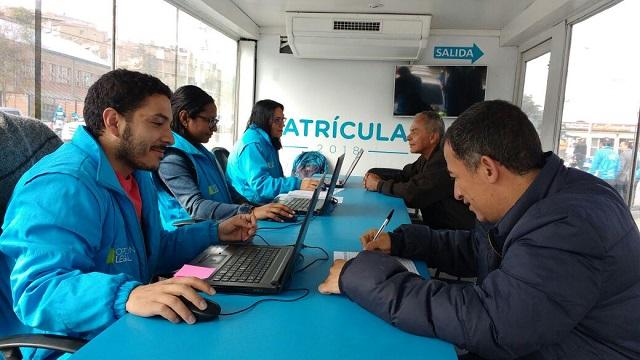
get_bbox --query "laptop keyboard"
[211,247,279,283]
[282,197,312,211]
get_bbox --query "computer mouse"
[265,214,298,223]
[277,214,299,223]
[179,296,221,322]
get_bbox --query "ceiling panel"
[231,0,535,30]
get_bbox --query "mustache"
[150,145,169,152]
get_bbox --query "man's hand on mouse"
[252,203,295,222]
[126,276,215,324]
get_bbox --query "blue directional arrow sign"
[433,43,484,63]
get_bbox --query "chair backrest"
[0,112,62,224]
[211,147,230,172]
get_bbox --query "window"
[177,11,238,150]
[558,0,640,211]
[116,0,177,89]
[41,0,112,140]
[0,1,35,117]
[518,42,551,136]
[0,0,240,145]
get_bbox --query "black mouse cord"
[219,288,310,316]
[253,234,270,246]
[294,245,329,273]
[257,221,304,230]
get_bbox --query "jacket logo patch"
[208,185,219,196]
[267,161,275,168]
[106,247,136,264]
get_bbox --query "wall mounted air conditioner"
[285,12,431,61]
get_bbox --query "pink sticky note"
[174,264,215,279]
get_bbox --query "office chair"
[0,112,87,359]
[211,147,230,172]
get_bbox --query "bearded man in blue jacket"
[319,100,640,359]
[0,69,256,359]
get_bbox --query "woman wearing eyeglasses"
[226,99,319,204]
[153,85,294,229]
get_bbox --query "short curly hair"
[83,69,172,137]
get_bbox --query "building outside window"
[0,0,238,147]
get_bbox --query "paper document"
[287,190,344,204]
[333,251,418,275]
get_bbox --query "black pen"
[372,209,394,242]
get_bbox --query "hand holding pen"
[360,209,394,253]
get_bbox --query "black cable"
[295,245,329,273]
[258,221,304,230]
[219,288,310,316]
[253,234,270,246]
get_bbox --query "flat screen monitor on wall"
[393,65,487,117]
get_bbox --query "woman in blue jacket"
[226,99,319,204]
[154,86,295,229]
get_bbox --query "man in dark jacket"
[320,100,640,359]
[363,111,475,230]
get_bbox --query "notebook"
[277,153,344,215]
[189,174,324,294]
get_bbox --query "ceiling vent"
[333,20,381,31]
[285,12,431,61]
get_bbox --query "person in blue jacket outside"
[588,137,619,185]
[153,85,295,228]
[0,69,256,360]
[226,99,319,204]
[319,100,640,359]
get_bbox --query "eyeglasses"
[195,115,219,126]
[272,116,287,125]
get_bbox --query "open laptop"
[332,148,364,188]
[277,153,344,215]
[189,174,324,294]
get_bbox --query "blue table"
[72,179,456,359]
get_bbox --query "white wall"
[254,33,517,175]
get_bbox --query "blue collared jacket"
[154,132,250,229]
[226,125,300,204]
[0,126,219,359]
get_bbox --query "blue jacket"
[588,146,619,180]
[0,126,219,359]
[339,153,640,359]
[226,125,300,204]
[154,132,250,229]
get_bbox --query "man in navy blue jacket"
[319,100,640,359]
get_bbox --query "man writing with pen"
[318,100,640,359]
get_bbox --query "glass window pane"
[177,11,237,151]
[558,0,640,210]
[41,0,112,141]
[116,0,177,89]
[521,52,550,136]
[0,1,35,118]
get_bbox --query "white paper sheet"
[286,190,344,203]
[333,251,419,274]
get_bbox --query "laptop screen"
[320,154,345,212]
[341,148,364,182]
[291,173,324,255]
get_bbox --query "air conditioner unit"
[285,12,431,61]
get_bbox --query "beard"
[115,125,158,171]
